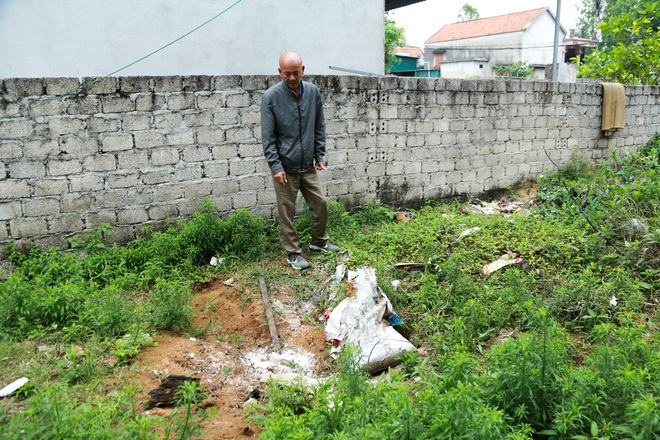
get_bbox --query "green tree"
[577,1,660,84]
[385,13,406,73]
[577,0,660,44]
[457,3,480,22]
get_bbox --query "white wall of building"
[522,11,566,66]
[0,0,384,78]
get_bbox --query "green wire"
[0,0,244,122]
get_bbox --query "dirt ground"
[131,272,332,439]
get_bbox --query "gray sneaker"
[309,240,340,252]
[287,253,310,270]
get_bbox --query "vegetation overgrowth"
[1,135,660,439]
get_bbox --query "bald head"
[279,51,303,68]
[278,51,305,91]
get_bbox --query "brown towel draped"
[601,82,625,136]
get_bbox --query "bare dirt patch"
[130,275,332,439]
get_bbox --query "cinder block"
[134,131,166,149]
[120,77,151,93]
[102,134,134,152]
[48,159,83,176]
[33,178,68,196]
[102,96,134,113]
[227,92,251,108]
[148,204,178,221]
[83,154,116,172]
[0,202,22,220]
[69,175,104,192]
[182,146,211,162]
[183,181,212,199]
[61,136,99,154]
[153,76,182,93]
[151,148,179,166]
[229,160,256,175]
[197,93,226,110]
[225,126,253,142]
[48,214,84,234]
[8,161,45,179]
[87,116,120,133]
[107,172,139,188]
[198,128,226,144]
[153,113,183,130]
[82,76,118,94]
[204,162,229,178]
[167,93,195,111]
[165,130,195,145]
[4,78,44,96]
[142,169,173,185]
[118,150,149,169]
[232,192,257,209]
[237,175,264,191]
[48,117,84,136]
[183,111,212,127]
[174,164,203,181]
[212,178,239,195]
[0,120,34,139]
[118,207,149,224]
[10,218,48,239]
[156,184,184,201]
[122,113,152,131]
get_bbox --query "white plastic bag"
[325,267,414,372]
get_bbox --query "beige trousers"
[273,170,329,254]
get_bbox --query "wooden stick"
[258,276,281,353]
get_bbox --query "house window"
[479,64,483,69]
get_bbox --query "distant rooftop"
[395,46,424,58]
[426,8,546,44]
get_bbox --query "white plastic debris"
[189,337,196,342]
[610,295,618,307]
[391,280,401,289]
[325,267,414,372]
[224,278,236,287]
[482,252,523,276]
[210,256,225,266]
[0,378,28,397]
[458,226,481,239]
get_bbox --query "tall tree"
[577,1,660,84]
[384,13,406,73]
[457,3,480,22]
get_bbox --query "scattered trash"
[623,218,646,236]
[210,256,225,266]
[395,212,412,222]
[458,226,481,239]
[224,278,236,287]
[482,252,523,276]
[189,337,196,342]
[0,377,28,397]
[458,205,471,215]
[325,267,414,372]
[610,295,618,307]
[391,280,401,289]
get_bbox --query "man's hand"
[315,162,326,170]
[274,171,287,186]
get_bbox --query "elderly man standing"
[261,51,340,270]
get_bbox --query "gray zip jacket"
[261,80,326,175]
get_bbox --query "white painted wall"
[522,10,566,66]
[0,0,384,78]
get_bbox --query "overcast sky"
[389,0,582,48]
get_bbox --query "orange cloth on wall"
[601,82,625,136]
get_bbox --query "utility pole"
[551,0,562,81]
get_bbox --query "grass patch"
[2,135,660,439]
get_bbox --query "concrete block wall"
[1,75,659,255]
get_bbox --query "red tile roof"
[395,46,424,58]
[425,8,546,44]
